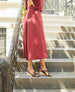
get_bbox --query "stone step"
[44,26,75,32]
[17,48,75,59]
[43,21,75,26]
[47,48,75,59]
[46,39,75,48]
[0,0,21,9]
[18,39,75,48]
[13,89,75,92]
[14,72,75,89]
[16,58,75,72]
[44,32,75,40]
[42,14,72,21]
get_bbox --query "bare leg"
[40,59,47,70]
[27,60,34,73]
[27,60,39,77]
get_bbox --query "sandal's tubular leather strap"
[40,67,52,76]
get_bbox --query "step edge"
[15,72,75,79]
[17,58,75,62]
[17,47,75,50]
[13,89,75,92]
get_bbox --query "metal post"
[64,0,67,16]
[70,0,73,16]
[42,0,46,13]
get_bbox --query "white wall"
[6,27,14,56]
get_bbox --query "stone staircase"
[13,15,75,92]
[0,0,75,91]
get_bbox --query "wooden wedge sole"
[40,71,45,75]
[27,72,32,77]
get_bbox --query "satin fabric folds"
[23,0,48,60]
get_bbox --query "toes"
[49,73,52,77]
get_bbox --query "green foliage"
[21,4,26,22]
[22,5,26,17]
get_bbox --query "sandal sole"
[40,71,52,77]
[27,72,40,77]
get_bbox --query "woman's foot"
[27,68,40,77]
[39,67,52,77]
[40,59,52,77]
[27,60,39,77]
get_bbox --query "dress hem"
[23,56,48,61]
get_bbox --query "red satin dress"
[23,0,48,60]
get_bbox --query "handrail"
[0,0,23,91]
[65,0,73,16]
[42,0,74,16]
[67,0,72,4]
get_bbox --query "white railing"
[43,0,74,16]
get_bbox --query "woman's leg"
[40,59,47,70]
[27,60,35,73]
[27,60,40,77]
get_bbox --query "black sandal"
[27,69,40,77]
[39,67,52,77]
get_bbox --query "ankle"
[40,66,47,70]
[27,67,34,71]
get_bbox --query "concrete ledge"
[13,89,75,92]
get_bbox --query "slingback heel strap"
[39,67,52,77]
